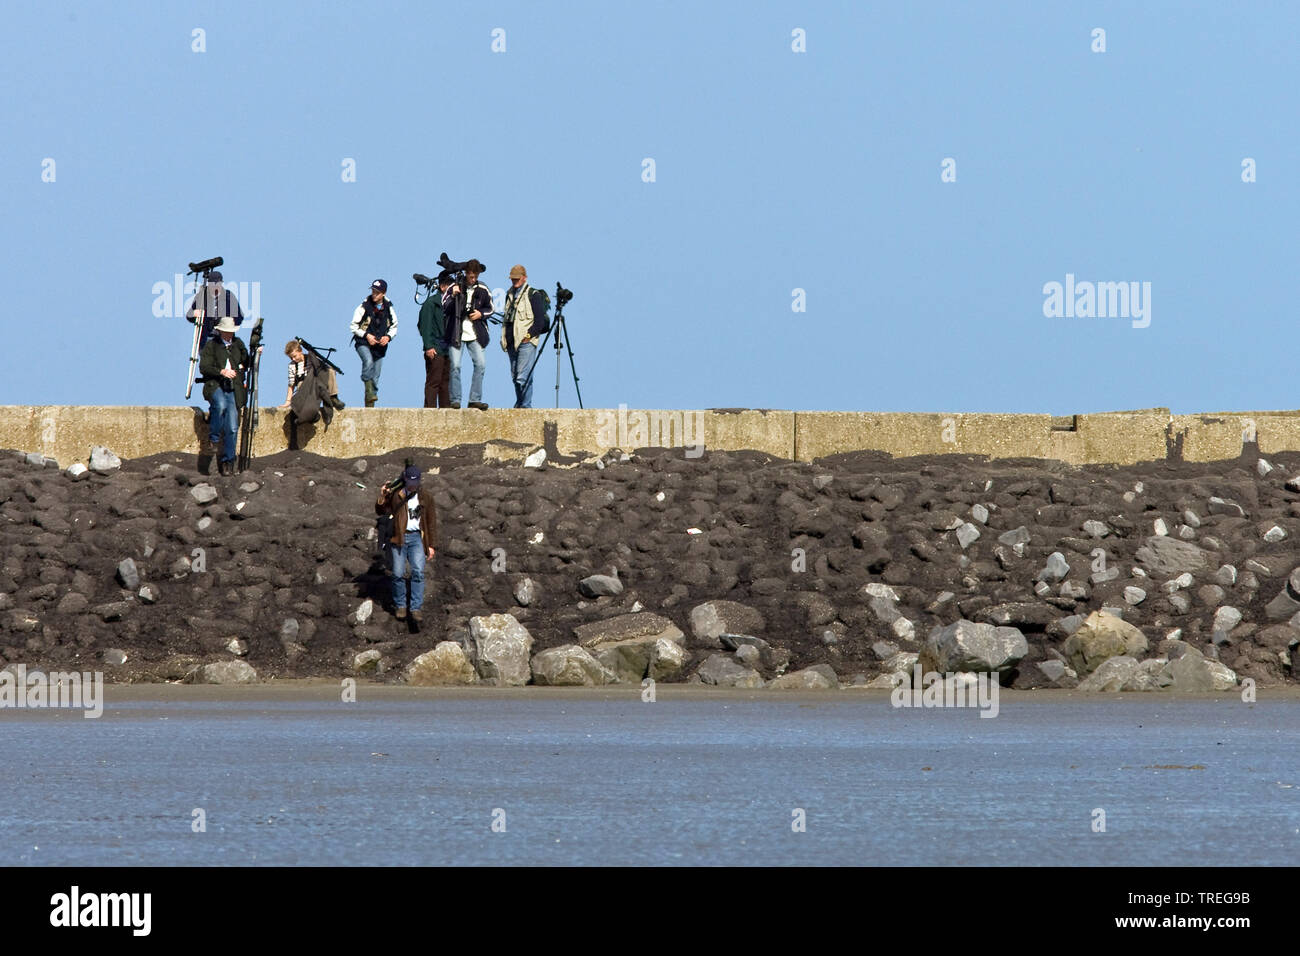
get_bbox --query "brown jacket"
[376,485,438,552]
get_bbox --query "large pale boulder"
[767,665,839,691]
[1062,611,1149,675]
[406,642,479,685]
[531,645,615,686]
[470,614,534,686]
[920,620,1028,674]
[188,660,258,685]
[574,613,685,682]
[689,600,765,646]
[1078,656,1140,692]
[648,638,689,680]
[696,653,764,688]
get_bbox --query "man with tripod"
[185,270,244,349]
[500,264,551,409]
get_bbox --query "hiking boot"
[468,401,488,410]
[394,607,407,620]
[449,402,461,409]
[410,609,423,623]
[330,395,346,410]
[217,459,231,477]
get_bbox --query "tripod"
[184,269,213,399]
[519,286,583,409]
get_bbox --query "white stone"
[970,504,989,524]
[1264,525,1287,543]
[523,448,547,468]
[1153,518,1168,536]
[1124,586,1147,605]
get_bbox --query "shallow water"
[2,693,1297,865]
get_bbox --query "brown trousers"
[424,351,451,408]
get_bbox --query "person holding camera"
[350,279,398,408]
[418,270,455,408]
[199,315,259,476]
[375,462,438,623]
[500,264,551,409]
[446,260,492,410]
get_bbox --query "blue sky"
[1,1,1295,413]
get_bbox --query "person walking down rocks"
[375,462,438,623]
[350,278,397,407]
[198,315,258,476]
[281,339,345,425]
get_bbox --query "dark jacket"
[199,334,251,405]
[447,282,493,349]
[417,294,452,351]
[376,485,438,552]
[351,297,397,358]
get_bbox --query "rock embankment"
[2,441,1297,692]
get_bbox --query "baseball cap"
[371,279,388,293]
[402,464,420,491]
[509,264,526,279]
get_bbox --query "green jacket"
[417,295,450,352]
[199,334,250,406]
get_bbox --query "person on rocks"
[350,279,397,408]
[446,260,492,410]
[375,462,438,623]
[199,315,259,476]
[281,339,345,423]
[185,270,244,349]
[418,271,455,408]
[500,264,551,409]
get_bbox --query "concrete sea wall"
[1,405,1296,466]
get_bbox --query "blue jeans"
[390,530,427,611]
[509,342,539,408]
[355,342,383,386]
[449,339,485,405]
[208,388,238,463]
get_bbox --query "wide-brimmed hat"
[213,316,238,333]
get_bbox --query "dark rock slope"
[2,443,1297,688]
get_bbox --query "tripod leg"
[558,317,584,409]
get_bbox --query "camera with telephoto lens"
[556,283,573,307]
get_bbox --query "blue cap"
[402,464,420,491]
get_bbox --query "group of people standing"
[349,260,552,411]
[184,260,553,473]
